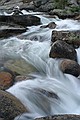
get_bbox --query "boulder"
[0,90,27,120]
[40,22,56,29]
[35,114,80,120]
[49,40,77,61]
[4,59,37,75]
[51,30,80,48]
[0,25,26,38]
[0,71,14,90]
[60,59,80,77]
[0,15,41,27]
[0,67,15,90]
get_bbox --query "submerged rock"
[49,40,77,61]
[0,90,27,120]
[60,59,80,77]
[35,114,80,120]
[4,59,37,75]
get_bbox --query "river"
[0,10,80,120]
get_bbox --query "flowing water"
[0,10,80,120]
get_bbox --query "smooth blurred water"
[0,11,80,120]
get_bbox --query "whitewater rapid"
[0,10,80,119]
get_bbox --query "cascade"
[0,10,80,120]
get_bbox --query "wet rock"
[0,25,26,38]
[51,30,80,48]
[34,88,59,99]
[0,67,15,90]
[0,71,13,90]
[15,75,34,82]
[0,90,27,120]
[49,40,77,61]
[0,15,41,27]
[4,59,37,75]
[60,59,80,77]
[40,22,56,29]
[35,114,80,120]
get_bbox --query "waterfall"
[0,11,80,119]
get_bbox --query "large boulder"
[0,90,28,120]
[60,59,80,77]
[51,30,80,48]
[35,114,80,120]
[4,59,37,75]
[0,15,41,27]
[49,40,77,61]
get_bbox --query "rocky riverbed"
[0,0,80,120]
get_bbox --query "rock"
[51,30,80,48]
[0,25,26,38]
[0,90,27,120]
[40,22,56,29]
[0,71,14,90]
[0,15,41,27]
[0,67,15,90]
[33,0,48,7]
[0,0,23,10]
[4,59,37,75]
[75,15,80,20]
[49,8,80,19]
[49,40,77,61]
[35,114,80,120]
[15,75,34,82]
[60,59,80,77]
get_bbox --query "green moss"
[70,6,80,12]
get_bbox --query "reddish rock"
[49,40,77,61]
[0,72,13,90]
[60,59,80,77]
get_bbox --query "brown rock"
[49,40,77,61]
[0,71,13,90]
[60,59,80,77]
[35,114,80,120]
[0,90,28,120]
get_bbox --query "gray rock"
[49,40,77,61]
